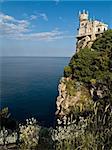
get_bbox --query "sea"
[0,57,70,127]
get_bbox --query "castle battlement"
[76,10,108,52]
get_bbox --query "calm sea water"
[0,57,70,127]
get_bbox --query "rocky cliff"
[56,77,93,122]
[76,34,96,52]
[56,30,112,124]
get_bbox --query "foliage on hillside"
[65,30,112,84]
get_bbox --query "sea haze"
[0,57,70,127]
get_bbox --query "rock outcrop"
[56,77,93,122]
[76,34,97,52]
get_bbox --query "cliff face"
[56,77,93,121]
[56,30,112,123]
[56,77,110,123]
[76,33,103,52]
[76,35,95,52]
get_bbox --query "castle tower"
[76,10,108,52]
[79,10,88,23]
[78,10,89,36]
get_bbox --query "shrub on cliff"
[69,49,110,84]
[69,48,99,83]
[64,66,72,77]
[92,29,112,53]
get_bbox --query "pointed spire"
[86,10,89,15]
[83,9,85,14]
[101,18,103,22]
[79,10,81,15]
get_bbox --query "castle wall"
[76,11,108,52]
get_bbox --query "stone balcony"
[76,31,104,38]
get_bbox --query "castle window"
[81,23,84,26]
[98,28,100,32]
[104,28,106,31]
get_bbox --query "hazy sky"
[0,0,112,57]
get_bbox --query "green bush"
[68,30,112,84]
[64,66,72,77]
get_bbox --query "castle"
[76,10,108,52]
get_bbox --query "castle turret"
[79,10,88,22]
[76,10,108,52]
[78,10,89,37]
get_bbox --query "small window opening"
[98,28,100,32]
